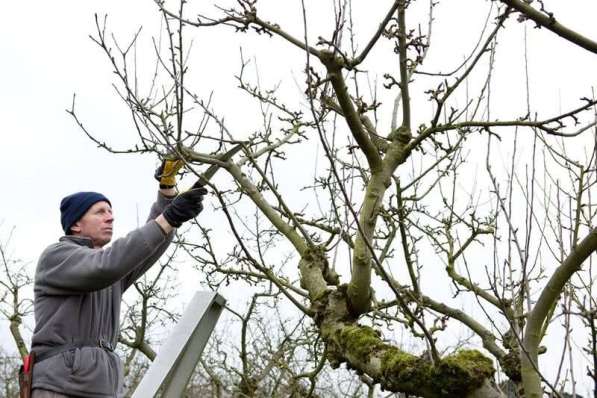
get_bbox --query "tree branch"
[522,227,597,397]
[500,0,597,54]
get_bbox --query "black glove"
[162,186,208,227]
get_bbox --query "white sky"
[1,0,597,395]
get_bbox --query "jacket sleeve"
[120,192,175,292]
[36,220,168,294]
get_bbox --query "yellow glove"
[155,157,184,189]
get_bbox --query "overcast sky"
[1,1,162,253]
[2,0,597,394]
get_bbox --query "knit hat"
[60,192,111,234]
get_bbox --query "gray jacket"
[31,193,174,397]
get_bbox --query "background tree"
[0,225,33,361]
[0,350,20,398]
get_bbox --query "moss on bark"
[431,350,495,396]
[332,324,495,397]
[337,325,384,362]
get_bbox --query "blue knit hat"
[60,192,111,234]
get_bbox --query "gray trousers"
[32,389,77,398]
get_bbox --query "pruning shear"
[190,143,244,189]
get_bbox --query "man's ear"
[71,222,82,234]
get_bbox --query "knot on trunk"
[500,329,522,382]
[500,349,522,382]
[299,245,339,291]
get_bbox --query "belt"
[34,339,115,364]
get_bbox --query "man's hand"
[155,157,185,189]
[161,187,208,229]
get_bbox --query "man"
[30,160,206,397]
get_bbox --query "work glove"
[155,157,185,189]
[162,186,208,227]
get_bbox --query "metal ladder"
[132,291,225,398]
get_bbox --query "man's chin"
[96,234,112,248]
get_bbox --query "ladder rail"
[132,291,225,398]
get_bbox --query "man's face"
[71,201,114,248]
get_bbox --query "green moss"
[381,348,432,393]
[337,325,385,362]
[334,324,495,397]
[381,348,494,397]
[431,350,495,396]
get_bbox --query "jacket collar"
[59,235,94,248]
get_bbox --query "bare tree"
[67,1,597,397]
[0,350,20,398]
[0,225,33,361]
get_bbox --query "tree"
[0,350,20,398]
[0,225,33,361]
[68,1,597,397]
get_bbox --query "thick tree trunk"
[9,316,28,360]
